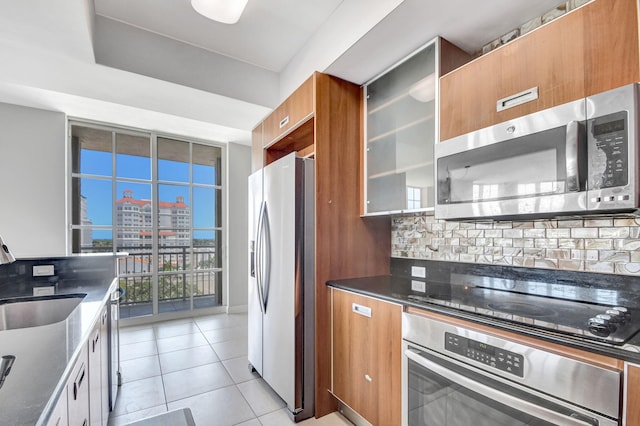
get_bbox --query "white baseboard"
[227,304,248,314]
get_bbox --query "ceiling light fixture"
[191,0,248,24]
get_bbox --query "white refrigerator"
[248,152,315,422]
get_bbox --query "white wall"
[0,101,252,312]
[94,16,279,109]
[226,142,250,311]
[0,102,67,257]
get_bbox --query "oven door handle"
[405,349,597,426]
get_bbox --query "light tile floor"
[109,313,352,426]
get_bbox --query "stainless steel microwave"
[435,83,639,220]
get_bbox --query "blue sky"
[80,150,218,238]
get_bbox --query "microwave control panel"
[445,332,524,377]
[588,110,629,191]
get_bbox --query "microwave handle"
[565,120,580,192]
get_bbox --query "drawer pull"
[496,86,538,112]
[92,331,100,352]
[279,116,290,128]
[364,374,373,382]
[352,303,372,318]
[73,364,86,400]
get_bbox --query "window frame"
[67,119,227,318]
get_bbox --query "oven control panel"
[445,332,524,377]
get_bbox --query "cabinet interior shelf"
[368,114,435,144]
[368,73,436,116]
[368,160,434,180]
[265,118,314,166]
[298,144,315,158]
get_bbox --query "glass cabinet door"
[365,40,437,214]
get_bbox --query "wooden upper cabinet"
[440,5,586,141]
[251,122,263,173]
[583,0,640,96]
[440,0,640,142]
[263,76,314,147]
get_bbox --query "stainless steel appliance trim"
[566,120,581,191]
[108,286,121,410]
[258,153,314,421]
[261,202,271,312]
[435,191,587,220]
[435,97,587,220]
[436,97,585,156]
[496,86,539,112]
[402,312,621,419]
[586,82,638,211]
[405,348,596,426]
[297,156,315,421]
[255,201,265,314]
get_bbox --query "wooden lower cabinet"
[626,363,640,425]
[331,288,401,426]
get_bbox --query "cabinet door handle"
[352,303,372,318]
[496,86,539,112]
[279,115,290,128]
[92,331,100,352]
[364,374,373,382]
[73,364,86,400]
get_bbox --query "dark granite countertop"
[0,255,120,426]
[327,259,640,364]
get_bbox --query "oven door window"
[407,349,598,426]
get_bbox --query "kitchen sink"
[0,294,86,331]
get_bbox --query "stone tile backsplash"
[391,214,640,276]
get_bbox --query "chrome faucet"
[0,235,15,264]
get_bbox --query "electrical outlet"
[33,286,55,296]
[411,280,426,293]
[411,266,426,278]
[33,265,55,277]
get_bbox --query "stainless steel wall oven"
[402,312,621,426]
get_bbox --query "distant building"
[80,195,93,249]
[115,189,190,248]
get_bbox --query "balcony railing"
[81,245,221,310]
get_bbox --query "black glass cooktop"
[399,276,638,344]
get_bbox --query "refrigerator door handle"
[250,240,255,278]
[261,202,271,312]
[255,201,266,314]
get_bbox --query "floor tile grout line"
[116,314,253,424]
[235,382,262,423]
[153,331,171,415]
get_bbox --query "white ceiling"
[94,0,345,72]
[0,0,566,145]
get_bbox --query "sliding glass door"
[70,122,224,319]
